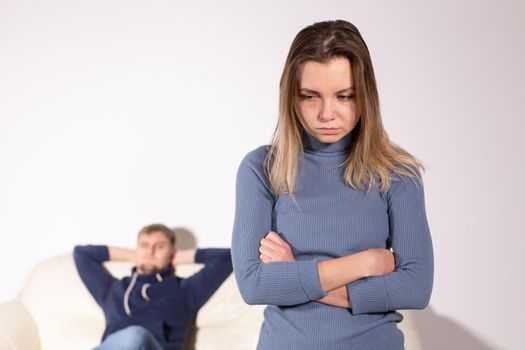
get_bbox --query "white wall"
[1,0,523,349]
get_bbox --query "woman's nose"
[318,99,336,122]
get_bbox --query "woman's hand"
[259,231,295,263]
[258,232,351,308]
[361,248,396,277]
[317,248,395,292]
[257,233,394,309]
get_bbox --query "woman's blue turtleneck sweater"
[231,131,433,350]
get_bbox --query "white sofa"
[0,254,423,350]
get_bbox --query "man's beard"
[137,263,162,275]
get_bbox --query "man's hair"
[137,223,176,247]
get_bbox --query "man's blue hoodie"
[74,245,232,350]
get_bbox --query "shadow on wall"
[414,305,497,350]
[172,227,198,250]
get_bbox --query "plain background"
[1,0,523,349]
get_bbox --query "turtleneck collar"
[302,130,353,154]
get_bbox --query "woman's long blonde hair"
[267,20,423,195]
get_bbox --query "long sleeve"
[347,175,434,314]
[231,148,327,306]
[183,248,233,311]
[73,245,115,305]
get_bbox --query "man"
[74,223,232,350]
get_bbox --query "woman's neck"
[302,130,353,154]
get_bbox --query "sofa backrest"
[15,254,264,350]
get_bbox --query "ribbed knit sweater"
[231,131,433,350]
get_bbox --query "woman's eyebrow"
[299,88,320,94]
[299,87,355,94]
[336,87,355,93]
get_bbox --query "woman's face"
[296,57,358,143]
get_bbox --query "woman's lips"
[318,127,340,134]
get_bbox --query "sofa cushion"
[15,254,263,350]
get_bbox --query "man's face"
[136,231,175,274]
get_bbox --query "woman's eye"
[338,95,355,100]
[299,94,315,100]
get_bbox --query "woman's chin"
[315,133,345,143]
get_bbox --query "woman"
[232,20,433,349]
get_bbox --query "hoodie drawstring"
[141,283,151,301]
[155,273,163,282]
[124,271,165,316]
[124,272,138,316]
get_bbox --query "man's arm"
[182,248,233,311]
[172,248,197,265]
[108,246,136,261]
[73,245,116,305]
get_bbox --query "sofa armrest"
[0,301,40,350]
[398,310,423,350]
